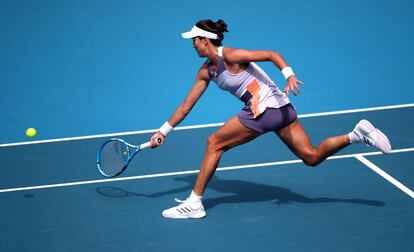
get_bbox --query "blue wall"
[1,0,413,143]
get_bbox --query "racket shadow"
[150,175,385,210]
[96,186,149,198]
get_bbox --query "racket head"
[96,138,138,177]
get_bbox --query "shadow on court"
[96,175,385,208]
[96,186,148,198]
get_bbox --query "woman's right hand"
[150,132,165,148]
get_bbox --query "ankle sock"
[348,131,359,144]
[188,191,202,203]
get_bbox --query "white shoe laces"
[174,198,186,204]
[172,198,202,211]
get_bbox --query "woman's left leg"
[276,119,350,166]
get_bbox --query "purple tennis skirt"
[237,103,297,134]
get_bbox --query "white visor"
[181,25,218,39]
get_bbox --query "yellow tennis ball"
[26,128,37,138]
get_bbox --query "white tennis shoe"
[162,198,206,219]
[353,119,392,154]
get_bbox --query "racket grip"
[140,142,151,149]
[140,138,162,150]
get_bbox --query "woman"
[149,19,391,219]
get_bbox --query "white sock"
[348,131,359,144]
[188,191,202,203]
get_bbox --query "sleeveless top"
[207,46,291,118]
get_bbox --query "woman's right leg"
[277,118,392,166]
[162,116,260,219]
[193,116,261,196]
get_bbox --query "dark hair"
[195,19,228,46]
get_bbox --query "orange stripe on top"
[246,79,261,118]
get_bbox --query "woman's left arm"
[224,48,303,96]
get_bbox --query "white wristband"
[159,121,174,136]
[281,66,295,80]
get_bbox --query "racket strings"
[99,141,129,177]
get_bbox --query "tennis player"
[150,19,392,219]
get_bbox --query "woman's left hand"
[283,76,304,96]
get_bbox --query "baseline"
[0,147,412,194]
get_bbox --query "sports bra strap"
[218,46,224,57]
[207,60,214,79]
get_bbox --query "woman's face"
[192,37,208,57]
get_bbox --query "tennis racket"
[96,138,160,178]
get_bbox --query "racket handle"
[140,142,151,149]
[140,138,162,150]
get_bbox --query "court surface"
[1,104,413,252]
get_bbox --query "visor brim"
[181,25,218,40]
[181,31,196,39]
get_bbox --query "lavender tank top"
[208,46,290,118]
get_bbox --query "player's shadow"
[152,175,385,209]
[96,174,385,208]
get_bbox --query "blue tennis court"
[1,105,413,251]
[1,0,414,251]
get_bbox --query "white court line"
[0,147,413,194]
[0,123,223,148]
[355,155,414,199]
[297,103,414,118]
[0,103,413,148]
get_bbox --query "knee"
[303,159,320,167]
[300,151,321,167]
[206,134,226,153]
[206,134,219,151]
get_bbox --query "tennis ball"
[26,128,37,138]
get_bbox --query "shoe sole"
[358,120,391,154]
[370,128,392,154]
[162,212,206,219]
[357,119,375,135]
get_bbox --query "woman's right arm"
[150,63,210,147]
